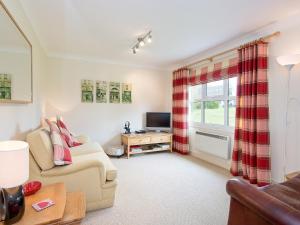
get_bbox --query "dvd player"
[135,130,146,134]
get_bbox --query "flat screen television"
[146,112,171,132]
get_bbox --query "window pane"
[204,101,224,125]
[206,80,224,97]
[190,85,202,101]
[190,101,201,123]
[228,100,236,127]
[229,77,237,97]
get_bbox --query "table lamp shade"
[0,141,29,188]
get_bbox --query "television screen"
[146,112,171,129]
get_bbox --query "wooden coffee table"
[0,183,86,225]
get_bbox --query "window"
[228,99,236,127]
[229,77,237,97]
[189,77,237,128]
[190,85,202,123]
[204,100,224,125]
[207,80,223,97]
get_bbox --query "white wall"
[269,27,300,182]
[0,0,48,140]
[180,13,300,182]
[43,57,172,149]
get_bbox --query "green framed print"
[96,80,107,103]
[81,79,94,103]
[0,74,12,100]
[122,83,132,103]
[109,82,120,103]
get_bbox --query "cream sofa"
[26,128,117,211]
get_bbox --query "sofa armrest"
[75,135,91,144]
[226,178,300,225]
[41,158,106,184]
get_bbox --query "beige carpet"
[83,152,231,225]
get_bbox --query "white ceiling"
[19,0,300,69]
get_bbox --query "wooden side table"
[15,183,66,225]
[0,183,86,225]
[285,171,300,181]
[58,192,86,225]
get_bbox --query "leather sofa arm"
[226,178,300,225]
[41,159,106,184]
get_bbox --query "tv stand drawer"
[129,137,151,145]
[151,136,171,143]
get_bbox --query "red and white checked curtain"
[231,41,271,187]
[189,58,238,85]
[172,68,189,154]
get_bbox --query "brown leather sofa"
[226,175,300,225]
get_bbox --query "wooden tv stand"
[121,132,173,158]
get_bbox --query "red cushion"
[57,119,82,147]
[46,119,72,165]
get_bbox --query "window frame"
[189,78,236,131]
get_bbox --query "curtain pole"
[185,31,280,68]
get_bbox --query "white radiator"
[194,131,230,159]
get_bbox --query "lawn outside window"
[189,77,237,130]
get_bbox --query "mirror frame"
[0,1,33,104]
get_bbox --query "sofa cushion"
[57,119,81,147]
[70,142,101,156]
[75,135,91,144]
[41,152,117,182]
[27,128,55,171]
[41,152,107,184]
[46,119,72,166]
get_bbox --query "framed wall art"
[81,79,94,103]
[96,80,107,103]
[122,83,132,104]
[109,82,120,103]
[0,74,12,100]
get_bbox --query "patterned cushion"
[57,118,81,147]
[46,119,72,166]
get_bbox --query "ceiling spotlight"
[131,31,152,54]
[139,40,145,47]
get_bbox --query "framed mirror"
[0,1,32,104]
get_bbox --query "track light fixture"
[147,34,152,43]
[132,31,152,54]
[138,38,145,47]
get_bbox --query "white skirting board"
[190,150,231,170]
